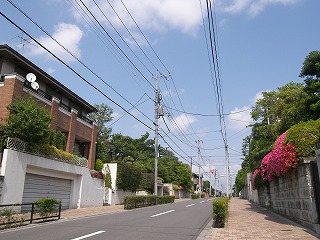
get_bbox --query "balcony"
[24,81,93,125]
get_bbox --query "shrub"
[117,162,142,192]
[191,194,200,199]
[212,197,229,228]
[34,198,61,219]
[284,119,320,158]
[124,195,175,209]
[95,159,103,171]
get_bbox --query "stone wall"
[258,159,320,234]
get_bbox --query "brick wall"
[0,76,25,124]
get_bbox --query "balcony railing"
[24,81,52,102]
[24,81,93,126]
[5,137,88,168]
[77,112,93,125]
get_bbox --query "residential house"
[0,44,103,209]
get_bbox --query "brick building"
[0,44,97,169]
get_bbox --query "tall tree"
[88,103,113,162]
[300,51,320,119]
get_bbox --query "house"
[0,44,97,168]
[0,44,103,209]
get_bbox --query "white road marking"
[150,210,175,218]
[186,204,195,208]
[199,201,205,204]
[71,231,105,240]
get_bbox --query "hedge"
[124,195,175,209]
[212,197,229,228]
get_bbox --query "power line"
[0,11,156,133]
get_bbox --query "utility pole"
[196,140,202,194]
[225,145,230,196]
[154,74,160,202]
[153,74,170,203]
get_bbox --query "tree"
[88,103,113,162]
[3,97,52,143]
[300,51,320,120]
[116,162,142,191]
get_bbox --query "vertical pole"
[196,140,202,195]
[209,163,212,196]
[30,203,34,224]
[225,145,230,196]
[154,74,159,204]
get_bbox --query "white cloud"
[228,106,253,131]
[46,67,55,75]
[71,0,203,36]
[160,113,197,133]
[26,23,83,62]
[249,0,299,17]
[218,0,299,17]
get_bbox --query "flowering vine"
[257,131,297,183]
[252,168,260,190]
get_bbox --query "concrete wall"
[241,173,259,203]
[0,149,104,209]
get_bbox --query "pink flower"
[259,131,298,183]
[252,169,260,190]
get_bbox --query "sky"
[1,0,320,193]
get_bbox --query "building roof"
[0,44,96,113]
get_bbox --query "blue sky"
[1,0,320,192]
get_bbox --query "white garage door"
[22,173,71,210]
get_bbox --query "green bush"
[191,194,200,199]
[34,198,61,219]
[124,195,175,209]
[212,197,229,228]
[285,119,320,158]
[253,170,268,189]
[95,159,103,171]
[200,193,206,198]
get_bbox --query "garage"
[22,173,72,210]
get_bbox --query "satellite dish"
[26,73,36,82]
[31,81,39,90]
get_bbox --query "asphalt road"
[0,198,214,240]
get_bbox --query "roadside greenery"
[236,50,320,194]
[34,198,61,219]
[212,197,229,228]
[124,195,175,209]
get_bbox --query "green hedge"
[191,194,200,199]
[212,197,229,228]
[124,195,175,209]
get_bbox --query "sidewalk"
[209,198,320,240]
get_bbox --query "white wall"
[0,149,104,208]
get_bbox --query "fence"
[0,202,61,229]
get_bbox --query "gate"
[310,161,320,223]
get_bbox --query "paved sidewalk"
[209,198,320,240]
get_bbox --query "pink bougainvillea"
[252,168,260,190]
[270,132,287,177]
[281,143,297,174]
[258,131,298,183]
[260,152,273,182]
